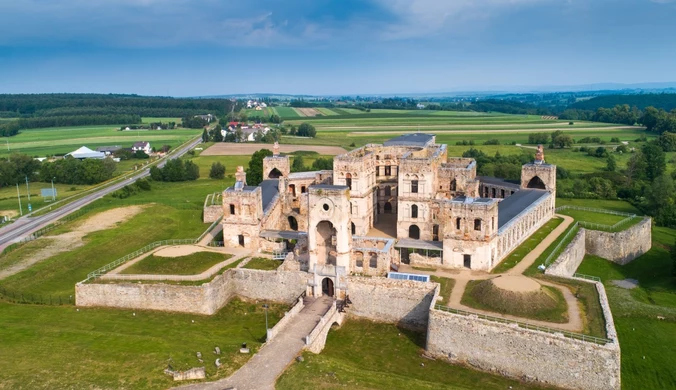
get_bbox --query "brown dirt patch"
[200,143,347,156]
[154,245,216,258]
[0,205,145,280]
[492,275,541,293]
[295,108,322,117]
[1,210,19,219]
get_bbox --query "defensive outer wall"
[546,217,652,278]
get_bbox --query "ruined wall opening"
[289,184,296,196]
[450,178,457,191]
[474,219,482,231]
[384,202,393,213]
[316,221,337,265]
[268,168,282,179]
[409,224,420,239]
[229,204,235,215]
[322,277,334,297]
[411,204,418,218]
[345,173,352,190]
[351,222,356,235]
[288,216,298,231]
[527,176,547,190]
[433,224,439,241]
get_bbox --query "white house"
[132,141,152,154]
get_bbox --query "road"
[0,136,202,252]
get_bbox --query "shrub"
[209,162,226,179]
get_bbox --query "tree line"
[0,114,142,136]
[0,153,117,187]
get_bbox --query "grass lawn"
[556,198,641,214]
[0,203,206,298]
[430,276,455,304]
[121,252,232,275]
[524,223,580,275]
[492,217,564,274]
[558,208,629,226]
[0,298,287,389]
[461,279,569,323]
[276,320,545,390]
[575,225,676,389]
[243,257,281,271]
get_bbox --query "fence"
[83,238,197,282]
[433,304,611,345]
[196,215,223,244]
[573,273,602,283]
[543,222,579,267]
[556,205,639,232]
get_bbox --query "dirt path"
[176,296,334,390]
[508,214,574,275]
[201,143,346,156]
[0,206,145,280]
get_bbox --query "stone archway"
[409,224,420,239]
[322,278,334,297]
[384,202,393,213]
[288,216,298,231]
[268,168,282,179]
[526,176,546,189]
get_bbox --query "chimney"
[235,166,247,190]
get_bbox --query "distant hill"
[569,93,676,111]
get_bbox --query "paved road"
[0,136,202,253]
[176,296,334,390]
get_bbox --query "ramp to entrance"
[176,296,334,390]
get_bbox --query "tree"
[311,157,334,170]
[552,133,573,148]
[641,143,666,181]
[625,152,647,185]
[672,238,676,277]
[246,149,273,186]
[184,160,200,180]
[291,156,306,172]
[640,106,661,132]
[149,166,163,181]
[606,155,617,172]
[202,128,210,142]
[209,162,226,179]
[297,123,316,138]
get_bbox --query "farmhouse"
[131,141,151,154]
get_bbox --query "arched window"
[474,219,482,231]
[450,179,457,191]
[527,176,546,189]
[369,252,378,268]
[433,224,439,241]
[408,225,420,239]
[411,204,418,218]
[268,168,282,179]
[411,180,419,193]
[229,204,235,215]
[345,173,352,190]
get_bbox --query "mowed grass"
[1,124,200,158]
[556,198,641,214]
[492,217,564,274]
[121,252,231,275]
[558,209,629,226]
[276,320,545,390]
[575,225,676,389]
[243,257,281,271]
[0,298,287,389]
[0,203,206,297]
[274,107,300,119]
[430,275,455,304]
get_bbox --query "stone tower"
[521,145,556,192]
[307,185,352,299]
[262,142,290,179]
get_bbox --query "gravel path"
[176,296,334,390]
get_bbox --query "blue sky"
[0,0,675,96]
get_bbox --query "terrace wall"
[585,218,652,265]
[426,308,621,390]
[345,276,437,331]
[545,229,586,278]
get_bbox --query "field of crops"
[1,125,201,158]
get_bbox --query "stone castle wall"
[345,276,437,331]
[203,205,222,224]
[76,269,307,314]
[585,218,652,265]
[545,229,586,278]
[426,308,621,390]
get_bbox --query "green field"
[277,320,542,390]
[0,299,287,389]
[274,106,301,119]
[121,252,231,275]
[492,217,564,274]
[1,124,200,158]
[243,257,281,271]
[141,117,182,124]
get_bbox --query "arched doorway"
[268,168,282,179]
[316,221,337,265]
[384,202,393,214]
[526,176,546,189]
[409,224,420,239]
[322,278,334,297]
[288,216,298,231]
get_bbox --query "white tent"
[66,146,106,159]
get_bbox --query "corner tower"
[262,142,290,179]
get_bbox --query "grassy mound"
[243,257,281,271]
[121,251,231,275]
[462,279,569,323]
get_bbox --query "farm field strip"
[347,126,639,136]
[315,108,339,116]
[273,106,300,119]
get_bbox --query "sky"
[0,0,675,96]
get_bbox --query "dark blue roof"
[498,190,549,229]
[260,179,279,210]
[383,133,435,147]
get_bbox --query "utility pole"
[51,177,56,201]
[25,176,32,213]
[16,183,22,216]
